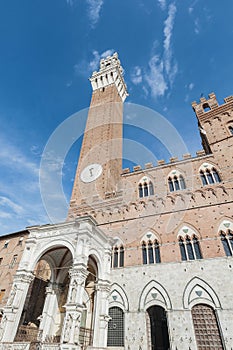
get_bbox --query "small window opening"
[203,103,211,112]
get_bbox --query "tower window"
[178,235,202,261]
[168,174,186,192]
[138,178,154,198]
[229,125,233,135]
[203,103,211,112]
[199,165,221,186]
[112,246,124,268]
[141,240,161,264]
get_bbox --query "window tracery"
[178,235,202,261]
[168,174,186,192]
[220,230,233,256]
[112,245,124,268]
[199,163,221,186]
[138,177,154,198]
[142,240,161,264]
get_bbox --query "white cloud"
[74,49,115,76]
[66,0,75,5]
[131,66,142,85]
[188,7,194,14]
[163,3,177,78]
[131,3,177,99]
[145,55,168,97]
[0,211,11,219]
[0,135,49,235]
[189,83,194,90]
[0,196,24,215]
[86,0,104,28]
[0,137,39,176]
[158,0,166,10]
[66,0,104,27]
[194,18,200,34]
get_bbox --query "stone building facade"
[0,53,233,349]
[0,230,28,311]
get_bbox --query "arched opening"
[167,173,186,192]
[107,307,124,347]
[192,304,224,349]
[147,305,170,350]
[138,177,154,198]
[168,177,174,192]
[15,246,72,344]
[199,164,221,186]
[203,103,211,112]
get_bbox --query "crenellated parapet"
[121,150,206,175]
[191,92,233,154]
[192,92,233,121]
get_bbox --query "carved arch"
[218,218,233,234]
[29,240,75,271]
[176,223,201,239]
[109,283,129,311]
[183,277,221,309]
[139,280,172,311]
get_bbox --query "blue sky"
[0,0,233,234]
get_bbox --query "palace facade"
[0,53,233,349]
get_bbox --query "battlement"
[122,150,208,175]
[89,52,128,101]
[192,92,233,117]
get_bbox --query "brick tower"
[68,53,128,219]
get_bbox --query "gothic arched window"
[227,121,233,136]
[138,177,154,198]
[112,245,124,268]
[141,240,161,264]
[168,172,186,192]
[220,231,233,256]
[178,235,202,261]
[199,164,221,186]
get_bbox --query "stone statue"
[7,284,17,306]
[63,314,72,343]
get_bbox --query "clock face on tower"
[80,163,103,183]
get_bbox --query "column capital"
[95,279,111,293]
[14,270,34,284]
[69,265,88,281]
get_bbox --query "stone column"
[92,279,111,348]
[39,283,62,342]
[60,265,88,348]
[1,270,34,342]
